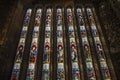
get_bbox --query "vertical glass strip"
[11,9,32,80]
[77,8,96,80]
[56,8,65,80]
[42,8,52,80]
[67,8,81,80]
[86,8,111,80]
[26,9,42,80]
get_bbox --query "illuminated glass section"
[42,8,52,80]
[67,8,81,80]
[76,8,96,80]
[56,8,65,80]
[86,8,111,80]
[11,9,32,80]
[26,8,42,80]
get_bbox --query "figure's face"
[72,46,74,49]
[33,47,35,50]
[59,46,61,50]
[19,47,22,50]
[85,46,87,49]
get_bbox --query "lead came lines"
[56,8,65,80]
[42,8,52,80]
[11,9,32,80]
[67,8,81,80]
[77,8,96,80]
[26,9,42,80]
[86,8,111,80]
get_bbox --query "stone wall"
[94,0,120,79]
